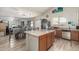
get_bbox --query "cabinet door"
[39,35,47,51]
[51,32,55,42]
[47,33,51,49]
[47,32,55,49]
[71,31,79,41]
[56,30,62,38]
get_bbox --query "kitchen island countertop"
[25,30,55,37]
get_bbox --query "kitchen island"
[25,30,55,51]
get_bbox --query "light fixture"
[52,7,63,13]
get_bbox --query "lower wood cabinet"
[39,32,55,51]
[55,29,62,38]
[47,32,55,49]
[51,32,55,42]
[39,34,47,51]
[71,31,79,41]
[47,33,52,49]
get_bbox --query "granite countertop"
[25,30,55,37]
[54,28,79,32]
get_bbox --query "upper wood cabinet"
[71,31,79,41]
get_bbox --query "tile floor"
[49,38,79,51]
[0,35,79,51]
[0,35,27,51]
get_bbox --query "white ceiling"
[0,7,50,18]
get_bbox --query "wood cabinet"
[55,29,62,38]
[71,31,79,41]
[47,32,55,49]
[39,34,47,51]
[39,32,55,51]
[47,33,52,49]
[51,32,55,42]
[0,23,6,32]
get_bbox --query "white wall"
[51,7,78,29]
[36,7,79,29]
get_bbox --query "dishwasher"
[62,31,71,40]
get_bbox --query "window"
[31,21,33,27]
[52,17,59,25]
[59,17,67,25]
[52,17,67,25]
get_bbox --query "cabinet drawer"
[39,34,47,39]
